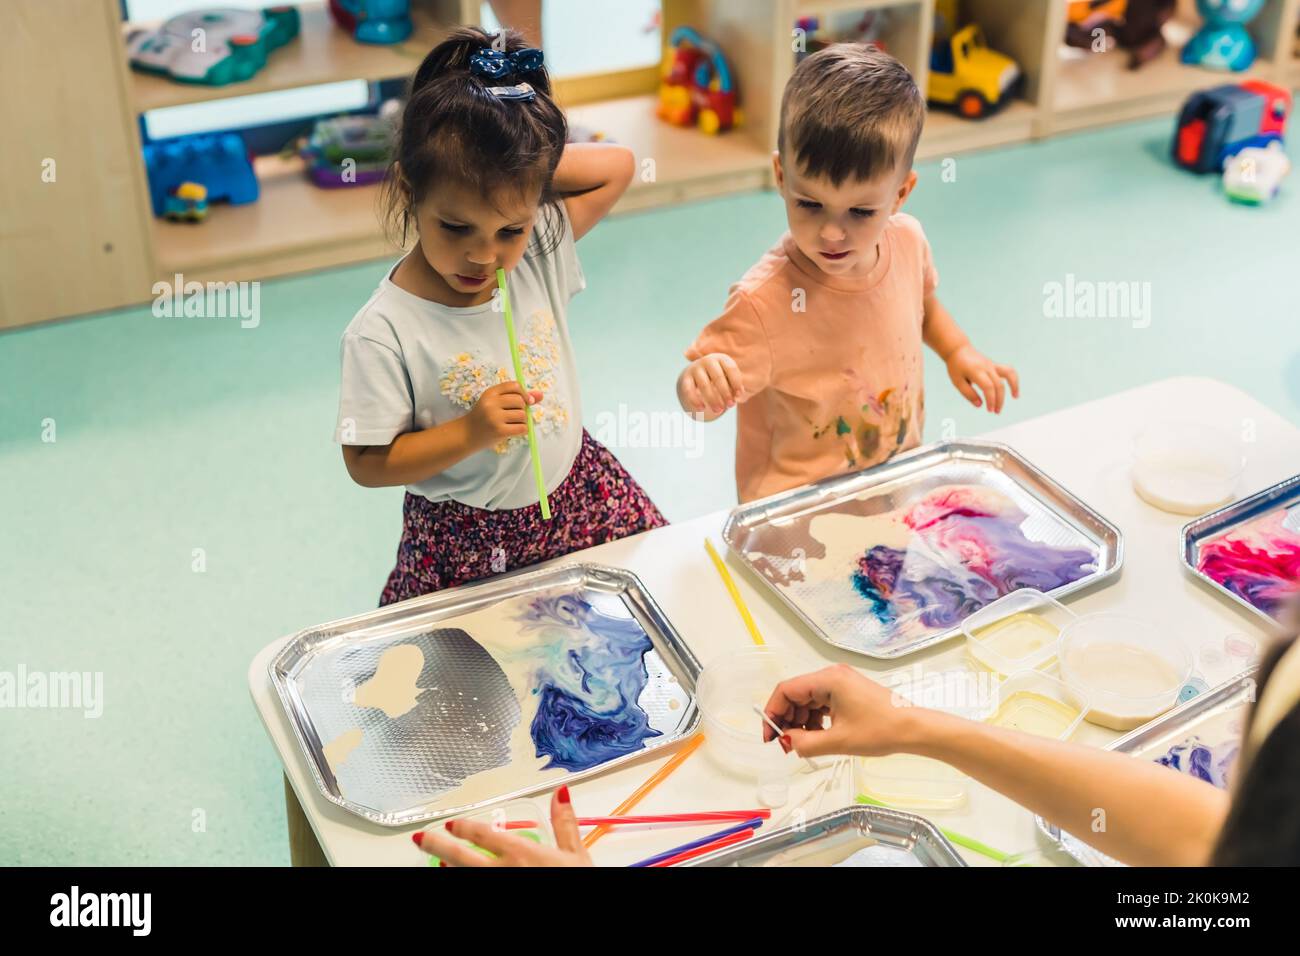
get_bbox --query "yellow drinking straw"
[704,538,765,646]
[496,267,550,519]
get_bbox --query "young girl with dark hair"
[336,27,666,604]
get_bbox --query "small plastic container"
[855,754,968,810]
[1058,612,1192,732]
[1131,421,1244,516]
[426,799,553,866]
[697,647,808,806]
[986,670,1088,741]
[962,589,1076,676]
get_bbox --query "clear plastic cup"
[1058,612,1191,731]
[1131,421,1244,516]
[962,589,1075,676]
[696,646,808,804]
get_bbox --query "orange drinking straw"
[703,538,765,646]
[582,734,706,849]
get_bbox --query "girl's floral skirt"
[379,430,668,605]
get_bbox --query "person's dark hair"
[1210,633,1300,865]
[382,26,567,250]
[778,43,925,186]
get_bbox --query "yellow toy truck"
[927,24,1022,119]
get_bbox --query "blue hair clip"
[469,46,544,81]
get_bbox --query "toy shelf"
[1046,0,1300,134]
[126,4,460,114]
[918,100,1038,159]
[151,153,399,283]
[564,94,773,212]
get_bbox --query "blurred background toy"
[162,182,210,222]
[1180,0,1265,72]
[1064,0,1176,69]
[298,111,395,188]
[793,9,889,64]
[327,0,412,45]
[126,6,300,86]
[1172,81,1290,173]
[656,26,741,134]
[927,23,1022,119]
[143,133,259,218]
[1222,142,1291,204]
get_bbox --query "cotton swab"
[649,827,756,867]
[752,704,819,773]
[627,816,764,867]
[496,267,551,520]
[855,794,1012,863]
[704,538,765,645]
[582,734,706,849]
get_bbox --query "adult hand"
[760,663,921,758]
[413,785,593,867]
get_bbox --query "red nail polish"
[411,831,424,846]
[557,784,571,804]
[779,734,792,754]
[439,860,446,867]
[444,820,455,834]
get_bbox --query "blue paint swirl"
[516,593,661,772]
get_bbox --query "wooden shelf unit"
[5,0,1300,327]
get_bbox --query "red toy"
[656,26,741,134]
[1173,80,1290,173]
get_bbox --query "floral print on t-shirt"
[438,309,570,453]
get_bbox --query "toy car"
[1173,81,1291,173]
[656,26,741,134]
[127,6,299,86]
[1223,142,1291,204]
[927,25,1022,119]
[163,182,209,222]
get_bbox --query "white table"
[248,377,1299,866]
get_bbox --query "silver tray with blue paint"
[270,563,701,827]
[687,805,966,867]
[1035,668,1257,867]
[1180,473,1300,630]
[722,440,1123,660]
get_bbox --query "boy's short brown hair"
[779,44,925,186]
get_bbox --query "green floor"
[2,117,1297,865]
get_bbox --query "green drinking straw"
[496,268,551,519]
[856,794,1011,863]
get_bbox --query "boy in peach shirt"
[678,45,1019,503]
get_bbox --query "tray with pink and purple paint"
[1035,668,1257,867]
[1182,473,1300,630]
[722,440,1123,660]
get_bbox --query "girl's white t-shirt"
[335,205,586,511]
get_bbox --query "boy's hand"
[945,345,1019,414]
[466,382,543,448]
[678,353,745,417]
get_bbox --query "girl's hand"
[945,345,1019,413]
[678,353,745,417]
[466,381,543,448]
[414,786,593,867]
[760,664,922,758]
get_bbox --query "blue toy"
[1180,0,1265,72]
[328,0,413,45]
[143,134,259,219]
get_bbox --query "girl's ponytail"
[383,26,567,249]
